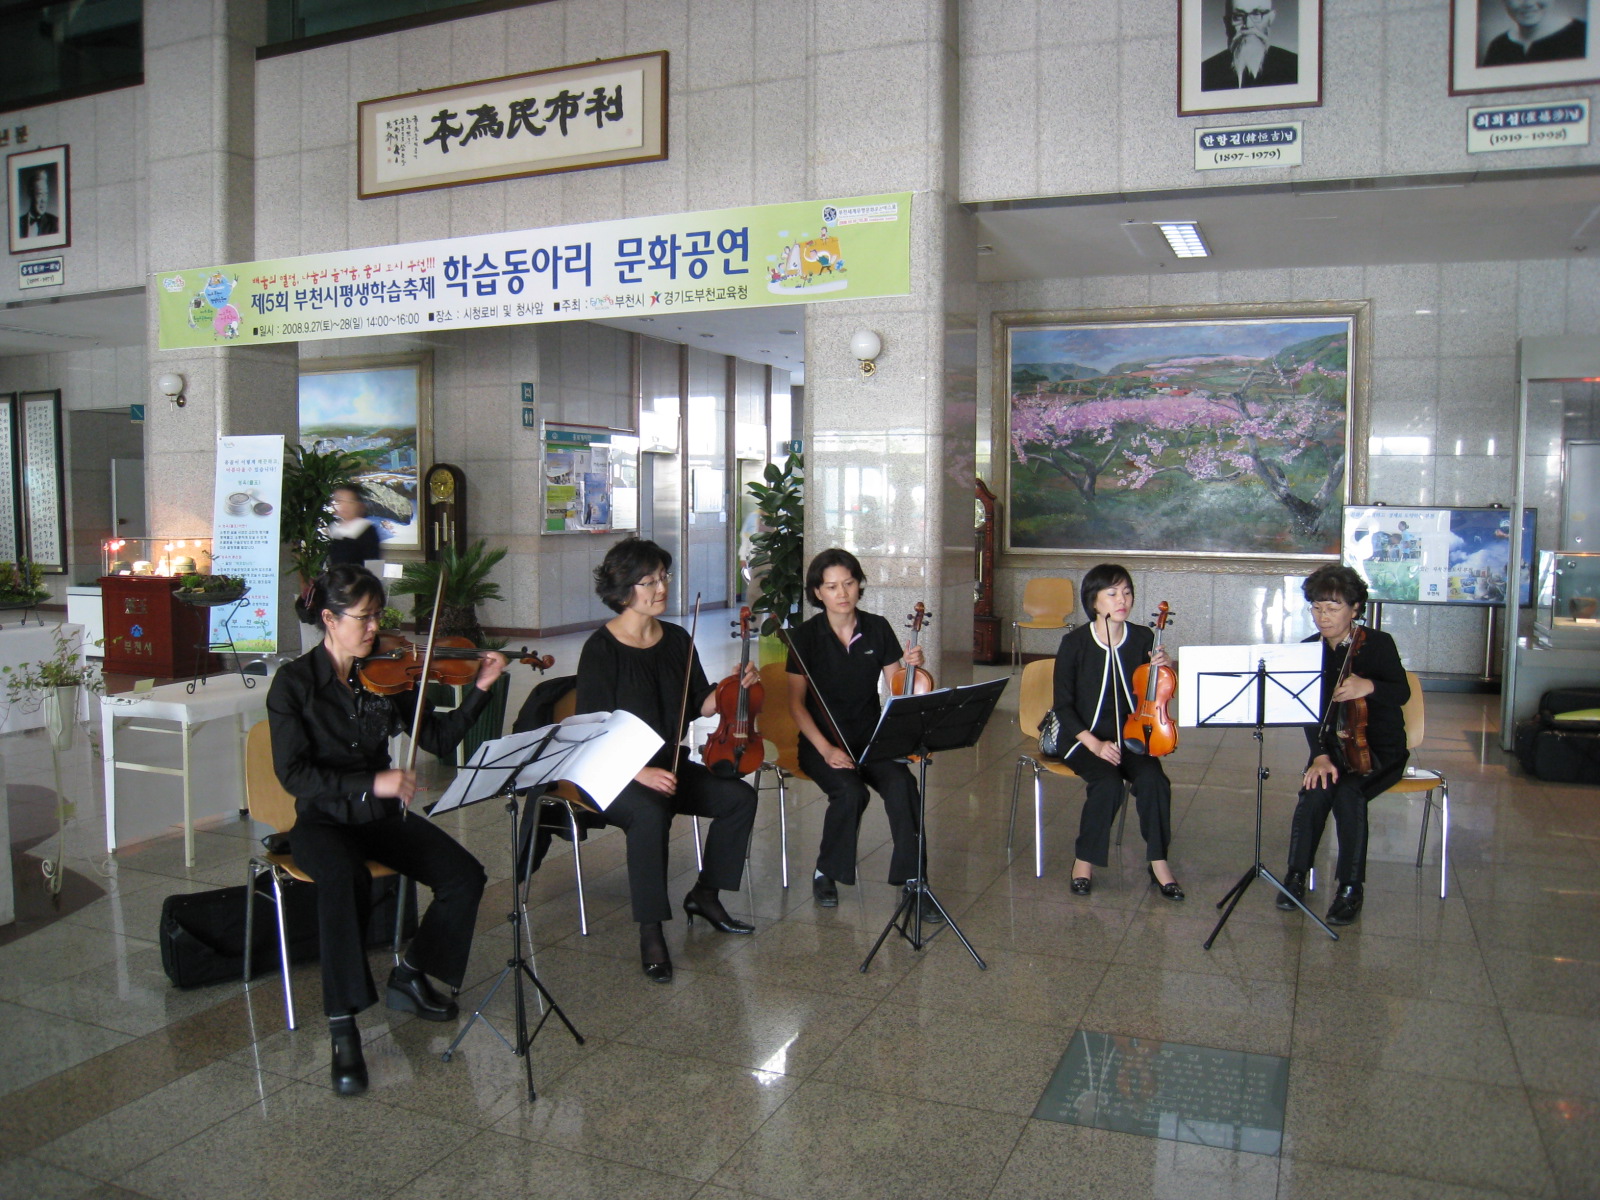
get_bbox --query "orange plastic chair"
[1012,577,1076,672]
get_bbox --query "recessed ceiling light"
[1156,222,1209,258]
[778,329,797,336]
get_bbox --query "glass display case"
[1534,551,1600,648]
[101,536,212,578]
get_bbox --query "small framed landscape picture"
[1451,0,1598,95]
[1179,0,1323,116]
[8,144,69,256]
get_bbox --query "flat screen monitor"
[1341,506,1536,606]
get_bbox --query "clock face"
[429,469,455,503]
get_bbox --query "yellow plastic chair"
[532,687,607,935]
[1012,577,1076,672]
[749,660,799,888]
[243,720,406,1032]
[1006,659,1129,878]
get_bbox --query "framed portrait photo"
[1179,0,1323,116]
[1451,0,1598,95]
[8,144,69,256]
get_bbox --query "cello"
[1122,601,1178,757]
[703,606,765,779]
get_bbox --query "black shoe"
[683,887,755,934]
[640,922,673,984]
[1275,870,1307,912]
[1326,883,1364,926]
[385,965,459,1022]
[1148,866,1185,902]
[813,874,838,907]
[903,884,945,925]
[1070,876,1092,897]
[330,1026,367,1096]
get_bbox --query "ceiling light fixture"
[1156,222,1209,258]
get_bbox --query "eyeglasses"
[1310,602,1351,615]
[1226,6,1274,24]
[338,610,384,626]
[635,573,673,589]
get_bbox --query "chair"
[1007,659,1128,878]
[242,720,406,1031]
[1309,671,1449,899]
[533,687,606,935]
[1012,577,1076,672]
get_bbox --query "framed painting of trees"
[995,301,1370,571]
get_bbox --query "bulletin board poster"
[543,426,638,534]
[210,434,285,651]
[1342,505,1535,606]
[153,193,913,350]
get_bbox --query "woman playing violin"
[1279,564,1409,926]
[267,565,504,1096]
[786,549,938,922]
[576,537,759,984]
[1050,564,1183,901]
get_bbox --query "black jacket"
[1301,628,1409,774]
[1199,44,1299,90]
[1051,622,1154,757]
[266,642,489,824]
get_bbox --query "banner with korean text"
[154,193,913,351]
[210,435,284,653]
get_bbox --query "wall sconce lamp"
[850,329,882,377]
[157,372,186,408]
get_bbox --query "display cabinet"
[1534,551,1600,649]
[101,537,212,578]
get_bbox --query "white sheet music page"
[1177,642,1322,728]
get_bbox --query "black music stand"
[858,677,1008,974]
[1196,658,1338,949]
[431,730,585,1101]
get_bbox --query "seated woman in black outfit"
[267,565,501,1096]
[786,548,939,921]
[1278,563,1410,926]
[1050,563,1182,900]
[576,537,759,983]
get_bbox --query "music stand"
[858,677,1008,974]
[1185,649,1338,948]
[430,729,586,1101]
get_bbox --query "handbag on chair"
[1038,708,1065,758]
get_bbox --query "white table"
[0,622,88,735]
[99,673,268,866]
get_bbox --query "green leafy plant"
[378,605,404,631]
[175,573,247,594]
[0,627,103,708]
[746,451,804,638]
[0,560,49,604]
[281,445,363,586]
[390,540,508,646]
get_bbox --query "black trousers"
[799,741,922,886]
[1068,749,1172,867]
[603,759,757,924]
[1287,754,1407,884]
[291,811,486,1018]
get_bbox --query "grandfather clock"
[974,478,1002,663]
[422,463,467,561]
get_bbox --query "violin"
[358,631,553,695]
[1123,601,1178,757]
[1320,625,1373,774]
[704,606,765,779]
[887,603,935,697]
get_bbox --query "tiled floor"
[1,616,1596,1200]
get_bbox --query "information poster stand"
[541,422,640,534]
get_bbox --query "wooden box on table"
[98,576,221,677]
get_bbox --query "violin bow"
[670,592,702,775]
[781,623,856,767]
[400,568,448,819]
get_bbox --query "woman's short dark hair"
[296,563,385,627]
[1080,563,1134,616]
[1302,563,1368,616]
[805,548,866,607]
[594,536,672,613]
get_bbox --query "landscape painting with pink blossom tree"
[1004,313,1356,558]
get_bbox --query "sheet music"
[1177,642,1322,728]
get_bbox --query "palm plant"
[746,451,804,639]
[281,445,363,586]
[389,540,507,646]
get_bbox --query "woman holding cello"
[1049,563,1183,901]
[267,564,501,1095]
[786,548,938,922]
[576,537,758,984]
[1279,564,1409,926]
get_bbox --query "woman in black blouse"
[1050,563,1182,901]
[576,537,759,983]
[267,565,502,1095]
[1278,564,1410,926]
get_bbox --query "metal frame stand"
[186,594,253,693]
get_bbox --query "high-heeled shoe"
[1275,870,1307,912]
[1147,866,1185,902]
[640,922,673,984]
[1070,876,1092,896]
[683,887,755,934]
[330,1020,367,1096]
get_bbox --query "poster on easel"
[542,423,638,534]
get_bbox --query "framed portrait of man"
[1451,0,1598,94]
[7,144,69,255]
[1179,0,1323,116]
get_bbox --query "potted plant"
[281,445,363,588]
[0,559,50,611]
[746,451,804,657]
[173,573,249,606]
[1,627,103,901]
[390,540,507,646]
